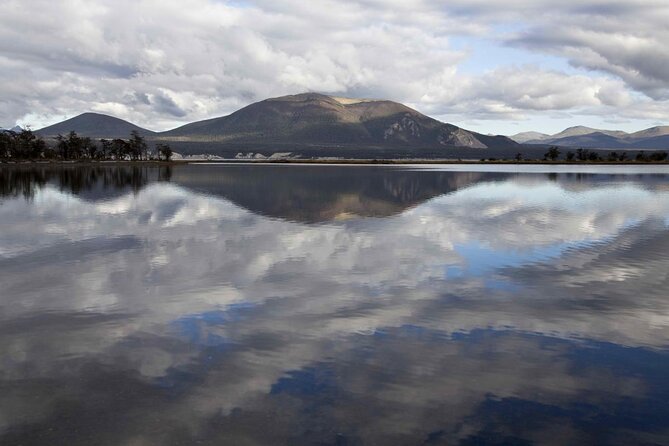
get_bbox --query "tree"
[515,152,523,162]
[607,151,628,162]
[111,139,130,160]
[128,130,147,160]
[82,137,97,159]
[576,148,593,161]
[650,151,668,162]
[566,151,575,161]
[544,146,561,161]
[156,143,173,161]
[56,131,86,159]
[100,139,112,160]
[0,129,49,160]
[0,131,11,159]
[30,137,47,159]
[15,128,36,158]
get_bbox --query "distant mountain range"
[35,93,519,153]
[31,93,669,155]
[510,125,669,150]
[0,125,24,133]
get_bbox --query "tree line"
[542,146,668,162]
[0,129,173,161]
[495,146,669,163]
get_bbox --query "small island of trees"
[0,129,173,162]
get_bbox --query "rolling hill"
[36,112,155,138]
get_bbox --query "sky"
[1,0,668,135]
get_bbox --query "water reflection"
[1,164,669,445]
[0,165,171,201]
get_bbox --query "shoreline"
[2,159,669,166]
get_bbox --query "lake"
[1,163,669,445]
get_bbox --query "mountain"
[549,126,628,140]
[522,126,629,145]
[36,112,155,138]
[625,134,669,150]
[509,131,550,143]
[515,124,669,150]
[170,165,499,222]
[547,132,629,149]
[628,126,669,139]
[160,93,518,150]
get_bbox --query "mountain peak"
[161,92,517,150]
[265,92,411,109]
[629,125,669,139]
[1,125,23,133]
[36,112,155,138]
[508,131,550,143]
[563,125,595,131]
[267,92,335,103]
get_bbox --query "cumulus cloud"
[1,167,669,443]
[0,1,667,130]
[505,2,669,99]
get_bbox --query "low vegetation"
[492,146,669,163]
[543,146,668,163]
[1,128,667,164]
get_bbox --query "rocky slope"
[160,93,518,150]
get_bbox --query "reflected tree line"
[0,129,173,161]
[0,165,172,200]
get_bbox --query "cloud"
[0,1,668,131]
[2,168,669,443]
[504,1,669,99]
[421,66,634,121]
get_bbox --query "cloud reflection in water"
[0,164,668,445]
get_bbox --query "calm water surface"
[1,164,669,445]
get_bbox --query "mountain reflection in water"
[1,164,669,446]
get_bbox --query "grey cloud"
[133,92,151,105]
[152,92,187,117]
[503,3,669,99]
[0,1,668,130]
[2,170,669,443]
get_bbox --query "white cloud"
[1,169,669,441]
[0,0,667,131]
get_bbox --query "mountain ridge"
[35,93,519,151]
[160,92,517,150]
[510,124,669,149]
